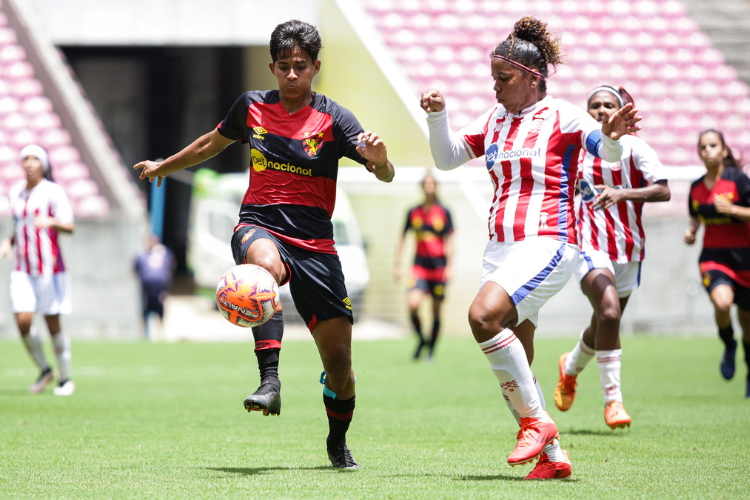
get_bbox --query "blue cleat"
[720,339,737,380]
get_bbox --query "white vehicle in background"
[187,169,369,322]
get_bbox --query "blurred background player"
[0,145,76,396]
[420,16,641,479]
[685,129,750,398]
[553,85,670,428]
[394,171,454,361]
[134,20,394,469]
[134,234,176,339]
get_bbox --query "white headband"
[587,86,624,108]
[20,145,50,172]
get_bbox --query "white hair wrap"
[20,145,50,172]
[587,86,624,108]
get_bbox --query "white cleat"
[29,369,54,394]
[53,380,76,396]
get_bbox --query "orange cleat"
[604,401,632,429]
[508,414,559,466]
[554,353,578,412]
[525,450,572,479]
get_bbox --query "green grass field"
[1,336,748,499]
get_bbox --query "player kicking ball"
[135,20,394,469]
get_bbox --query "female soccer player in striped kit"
[420,17,641,479]
[553,86,670,428]
[685,130,750,398]
[0,145,75,396]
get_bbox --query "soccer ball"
[216,264,279,328]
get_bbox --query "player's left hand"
[134,160,166,187]
[593,185,625,210]
[601,103,641,141]
[357,131,388,166]
[714,195,735,216]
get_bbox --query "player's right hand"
[134,160,165,187]
[684,229,696,245]
[420,89,445,113]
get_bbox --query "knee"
[252,255,283,284]
[596,300,621,330]
[468,303,502,336]
[713,300,732,316]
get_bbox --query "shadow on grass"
[566,429,629,437]
[208,466,340,476]
[0,389,34,396]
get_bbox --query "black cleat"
[327,443,359,470]
[243,382,281,416]
[413,339,427,360]
[720,339,737,380]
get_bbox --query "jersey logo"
[252,127,267,140]
[303,131,324,158]
[251,149,312,177]
[432,216,444,232]
[343,296,352,310]
[580,180,598,203]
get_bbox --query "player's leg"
[426,282,446,360]
[45,314,74,396]
[11,272,53,393]
[733,286,750,397]
[406,282,427,359]
[232,226,288,416]
[708,278,736,380]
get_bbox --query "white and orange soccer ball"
[216,264,279,328]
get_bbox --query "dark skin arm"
[593,179,670,211]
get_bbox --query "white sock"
[479,330,544,418]
[564,330,595,376]
[51,331,72,382]
[501,390,521,426]
[22,325,49,371]
[596,349,622,404]
[534,375,564,462]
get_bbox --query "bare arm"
[394,231,407,281]
[443,232,454,283]
[684,216,701,245]
[134,129,236,187]
[0,236,13,260]
[35,218,74,233]
[714,197,750,222]
[357,131,394,183]
[593,180,670,210]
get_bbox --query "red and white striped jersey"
[577,135,666,263]
[9,178,73,276]
[430,96,617,245]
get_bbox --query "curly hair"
[698,129,744,169]
[492,16,565,93]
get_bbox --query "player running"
[420,16,640,479]
[394,172,454,361]
[0,145,76,396]
[685,129,750,398]
[553,86,670,428]
[135,20,394,469]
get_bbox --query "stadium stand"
[0,0,143,218]
[360,0,750,167]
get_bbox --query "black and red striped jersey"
[403,202,454,281]
[217,90,368,254]
[689,166,750,287]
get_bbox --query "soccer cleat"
[52,380,75,396]
[508,414,559,466]
[29,367,54,394]
[524,450,572,480]
[327,443,360,470]
[243,382,281,416]
[720,339,737,380]
[554,353,578,411]
[604,401,632,429]
[413,338,427,360]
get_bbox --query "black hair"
[269,20,322,62]
[492,16,565,93]
[698,129,744,169]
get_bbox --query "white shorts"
[480,238,579,327]
[10,271,72,315]
[575,248,641,298]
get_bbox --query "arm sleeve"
[626,136,667,185]
[736,170,750,207]
[688,183,698,217]
[51,184,74,224]
[217,92,251,142]
[558,101,623,162]
[333,105,368,167]
[425,108,478,170]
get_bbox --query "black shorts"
[408,276,447,299]
[702,269,750,311]
[231,225,353,331]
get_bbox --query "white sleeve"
[51,184,74,224]
[623,135,667,184]
[425,108,474,171]
[557,99,622,163]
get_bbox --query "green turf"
[0,335,748,499]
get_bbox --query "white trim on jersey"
[577,135,666,263]
[9,178,74,277]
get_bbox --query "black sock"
[718,325,734,348]
[252,311,283,385]
[744,341,750,378]
[429,319,441,352]
[411,313,424,342]
[324,394,355,448]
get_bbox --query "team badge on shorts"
[343,296,352,310]
[240,229,256,245]
[703,272,711,288]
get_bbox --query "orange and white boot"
[604,401,632,429]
